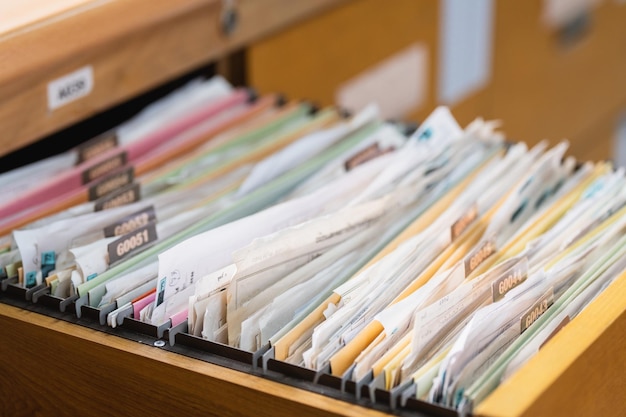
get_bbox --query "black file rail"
[0,272,466,417]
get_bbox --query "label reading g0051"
[107,223,158,265]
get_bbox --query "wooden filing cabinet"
[490,0,626,162]
[246,0,494,128]
[0,1,625,417]
[1,267,624,417]
[0,0,346,157]
[248,0,626,163]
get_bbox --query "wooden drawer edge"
[476,269,626,417]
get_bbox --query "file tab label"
[451,203,478,241]
[76,132,119,164]
[108,222,158,265]
[94,183,140,211]
[81,151,128,184]
[103,205,156,237]
[464,238,496,277]
[344,143,394,171]
[491,259,528,302]
[520,288,554,333]
[88,167,134,201]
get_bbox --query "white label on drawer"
[335,43,428,120]
[47,66,94,110]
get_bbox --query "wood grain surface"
[0,0,346,158]
[475,270,626,417]
[0,302,390,417]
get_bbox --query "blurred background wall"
[244,0,626,166]
[2,0,624,171]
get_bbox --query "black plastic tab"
[115,303,134,326]
[354,369,373,400]
[175,332,257,366]
[367,372,386,403]
[0,276,16,291]
[74,294,89,318]
[31,286,50,303]
[164,320,188,347]
[389,379,413,410]
[122,317,171,339]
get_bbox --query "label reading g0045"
[464,238,496,278]
[107,223,158,265]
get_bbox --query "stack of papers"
[0,74,623,415]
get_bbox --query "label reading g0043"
[107,223,158,265]
[520,288,554,333]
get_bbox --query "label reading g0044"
[107,223,158,265]
[491,261,528,302]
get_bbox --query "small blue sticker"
[418,127,433,141]
[41,251,56,266]
[41,251,56,278]
[25,271,38,288]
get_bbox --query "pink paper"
[132,291,156,319]
[0,89,250,219]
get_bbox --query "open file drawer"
[0,2,624,415]
[0,0,346,158]
[0,267,624,417]
[475,267,626,417]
